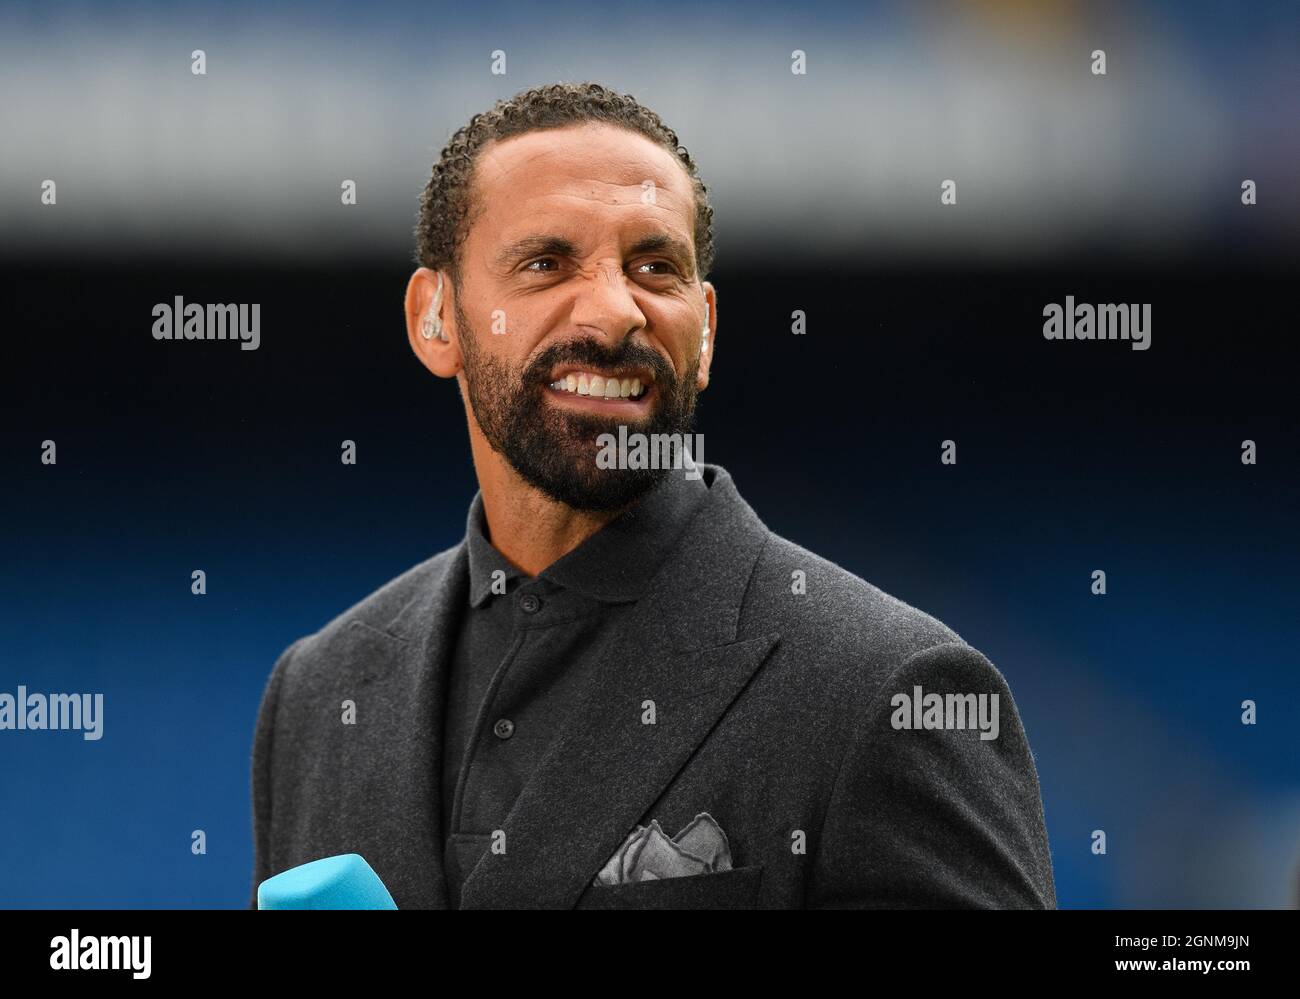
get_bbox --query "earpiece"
[420,272,448,342]
[701,301,710,353]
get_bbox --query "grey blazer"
[250,464,1056,909]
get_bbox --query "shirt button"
[519,593,541,614]
[493,718,515,740]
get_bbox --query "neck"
[469,436,621,577]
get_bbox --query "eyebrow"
[493,232,696,277]
[493,235,578,270]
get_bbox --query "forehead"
[467,122,697,245]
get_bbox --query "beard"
[456,299,700,512]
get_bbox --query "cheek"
[469,313,531,371]
[496,304,549,360]
[483,305,515,344]
[650,321,694,370]
[680,332,708,377]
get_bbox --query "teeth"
[548,372,650,400]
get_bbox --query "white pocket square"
[593,812,733,886]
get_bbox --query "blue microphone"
[257,854,398,909]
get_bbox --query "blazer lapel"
[365,542,469,910]
[458,470,778,909]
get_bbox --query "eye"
[523,257,560,273]
[633,260,678,277]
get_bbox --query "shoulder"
[701,466,995,707]
[737,526,1017,719]
[269,541,465,681]
[745,528,965,660]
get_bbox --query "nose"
[569,260,647,346]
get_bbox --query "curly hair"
[415,82,715,287]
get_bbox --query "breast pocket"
[575,864,764,910]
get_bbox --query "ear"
[405,267,462,378]
[696,282,717,391]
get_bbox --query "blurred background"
[0,0,1296,908]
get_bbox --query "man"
[250,82,1056,909]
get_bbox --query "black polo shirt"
[440,469,710,907]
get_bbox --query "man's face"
[440,122,715,512]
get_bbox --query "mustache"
[523,336,676,387]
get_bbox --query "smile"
[546,370,651,400]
